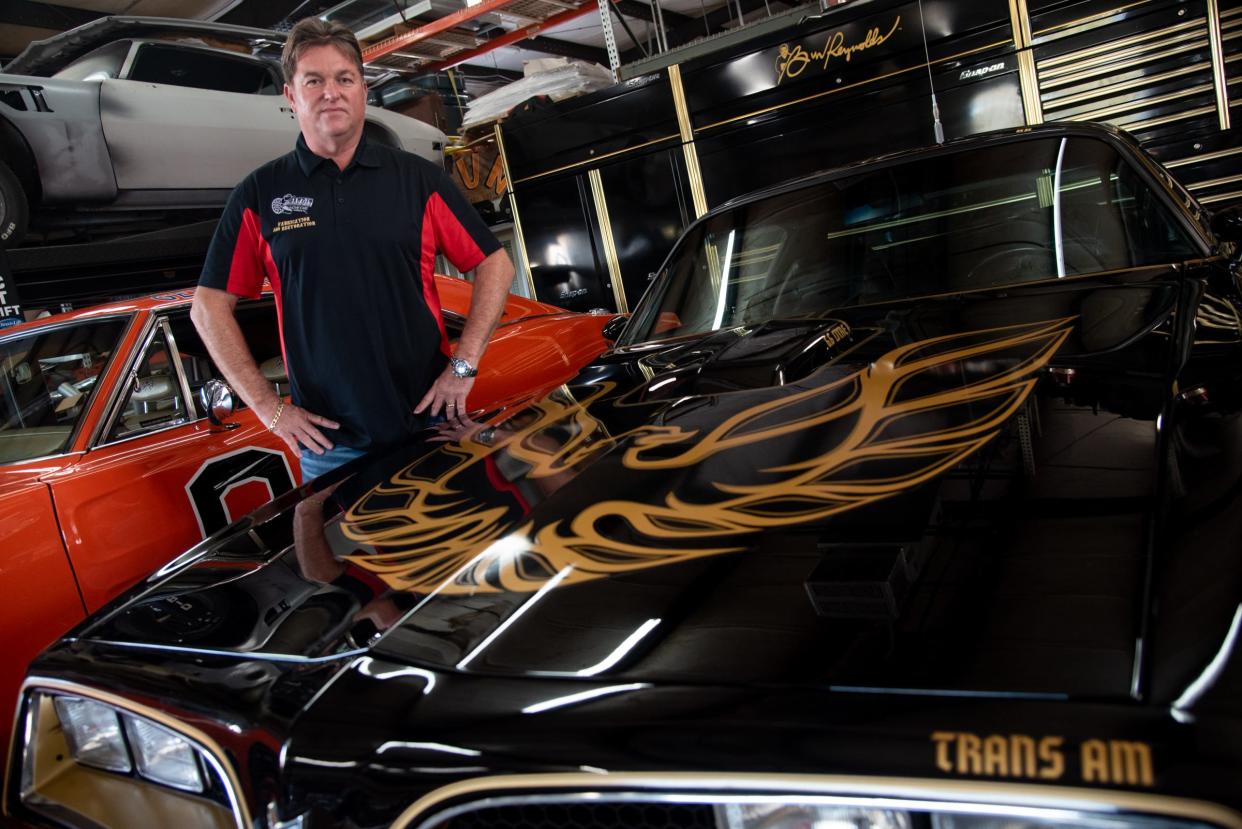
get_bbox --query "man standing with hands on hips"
[192,18,514,480]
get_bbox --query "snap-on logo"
[959,62,1006,80]
[271,194,314,215]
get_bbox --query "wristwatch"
[449,356,478,378]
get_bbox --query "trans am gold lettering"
[932,733,1151,785]
[1010,734,1035,777]
[775,17,901,84]
[982,735,1008,775]
[958,733,982,774]
[1082,740,1107,782]
[931,732,1063,779]
[1082,739,1153,786]
[931,732,954,773]
[1039,735,1065,779]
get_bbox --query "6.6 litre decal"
[185,447,295,536]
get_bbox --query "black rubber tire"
[0,159,28,248]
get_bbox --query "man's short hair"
[281,17,365,83]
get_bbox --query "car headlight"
[16,689,242,829]
[123,714,204,792]
[47,694,205,792]
[53,696,132,773]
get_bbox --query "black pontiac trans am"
[5,123,1242,829]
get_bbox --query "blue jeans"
[300,444,366,482]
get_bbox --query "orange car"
[0,277,615,760]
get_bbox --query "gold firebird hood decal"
[342,318,1076,594]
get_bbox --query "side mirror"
[200,379,237,427]
[601,314,629,342]
[1209,204,1242,245]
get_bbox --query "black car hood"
[80,275,1207,702]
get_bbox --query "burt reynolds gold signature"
[342,317,1074,594]
[775,16,902,84]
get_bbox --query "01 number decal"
[185,447,295,536]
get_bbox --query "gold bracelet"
[268,401,286,431]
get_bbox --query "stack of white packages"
[461,58,615,128]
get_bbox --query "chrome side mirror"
[200,379,237,427]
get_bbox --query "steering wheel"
[962,244,1054,287]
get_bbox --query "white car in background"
[0,16,445,247]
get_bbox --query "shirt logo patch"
[271,194,314,215]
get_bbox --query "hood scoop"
[638,319,859,400]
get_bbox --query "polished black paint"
[9,124,1242,829]
[597,148,693,309]
[501,72,680,183]
[509,175,615,313]
[502,0,1239,312]
[679,0,1012,131]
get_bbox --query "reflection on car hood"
[80,280,1198,701]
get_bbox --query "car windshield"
[0,318,129,464]
[621,135,1200,345]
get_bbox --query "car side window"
[108,327,189,442]
[125,43,281,94]
[165,302,286,410]
[51,40,132,81]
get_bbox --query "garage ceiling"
[1,0,807,96]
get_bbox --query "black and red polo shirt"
[200,134,500,450]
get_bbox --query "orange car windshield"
[0,317,129,464]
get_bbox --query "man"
[192,18,514,481]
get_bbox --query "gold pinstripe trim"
[1207,0,1232,129]
[389,772,1242,829]
[512,134,679,185]
[1039,30,1206,81]
[668,64,694,143]
[587,169,628,314]
[1032,0,1158,40]
[1121,104,1218,131]
[9,678,252,829]
[668,64,710,218]
[494,125,536,299]
[682,140,710,219]
[1165,146,1242,167]
[1198,188,1242,204]
[1038,17,1202,70]
[1042,62,1208,110]
[1187,172,1242,191]
[1008,0,1032,47]
[1018,50,1044,123]
[696,40,1010,134]
[1069,83,1215,122]
[1009,0,1041,122]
